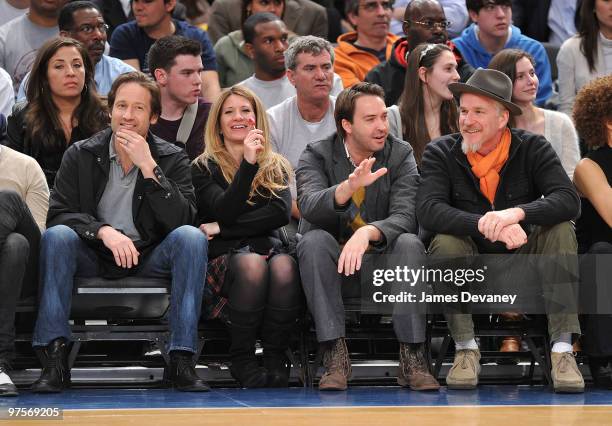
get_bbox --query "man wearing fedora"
[416,68,584,393]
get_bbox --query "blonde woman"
[191,86,301,388]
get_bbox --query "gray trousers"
[297,229,427,343]
[428,222,581,343]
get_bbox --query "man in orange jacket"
[334,0,398,88]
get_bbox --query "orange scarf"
[466,128,511,205]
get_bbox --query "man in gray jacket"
[296,82,439,392]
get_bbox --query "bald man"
[366,0,473,106]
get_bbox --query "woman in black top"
[573,75,612,388]
[192,86,301,388]
[5,37,108,188]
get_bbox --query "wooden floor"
[12,406,612,426]
[4,385,612,425]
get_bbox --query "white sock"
[552,333,573,353]
[455,338,478,350]
[0,370,13,385]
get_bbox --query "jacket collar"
[337,31,398,57]
[392,38,463,69]
[331,133,388,167]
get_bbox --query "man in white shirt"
[0,0,29,26]
[240,13,342,109]
[267,36,337,227]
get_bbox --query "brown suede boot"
[446,349,481,390]
[319,338,351,391]
[397,343,440,391]
[551,352,584,393]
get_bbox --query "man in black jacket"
[416,68,584,393]
[365,0,473,106]
[31,72,209,393]
[297,83,439,392]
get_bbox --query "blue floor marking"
[2,386,612,410]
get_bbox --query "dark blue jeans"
[33,224,208,353]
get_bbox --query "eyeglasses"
[73,23,109,34]
[404,19,452,30]
[360,1,394,12]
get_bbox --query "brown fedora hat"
[449,68,522,116]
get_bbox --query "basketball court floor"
[2,386,612,425]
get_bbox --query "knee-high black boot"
[262,305,301,387]
[228,305,268,388]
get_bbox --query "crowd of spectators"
[0,0,611,398]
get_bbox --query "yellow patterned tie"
[349,186,367,232]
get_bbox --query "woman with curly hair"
[572,75,612,389]
[192,86,301,388]
[556,0,612,116]
[489,49,580,179]
[388,43,459,167]
[5,37,109,188]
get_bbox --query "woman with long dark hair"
[192,86,301,388]
[388,43,459,166]
[5,37,109,188]
[557,0,612,116]
[489,49,580,179]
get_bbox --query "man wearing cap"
[416,68,584,393]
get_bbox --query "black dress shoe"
[0,363,18,397]
[590,358,612,389]
[31,338,71,393]
[166,351,210,392]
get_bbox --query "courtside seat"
[14,277,206,371]
[15,277,172,320]
[67,277,179,368]
[71,277,171,320]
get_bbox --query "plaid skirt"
[202,254,230,321]
[202,245,291,321]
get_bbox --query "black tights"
[224,253,302,313]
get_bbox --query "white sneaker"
[0,365,18,397]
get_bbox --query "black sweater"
[191,158,291,259]
[5,103,92,188]
[416,128,580,253]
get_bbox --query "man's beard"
[461,140,483,154]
